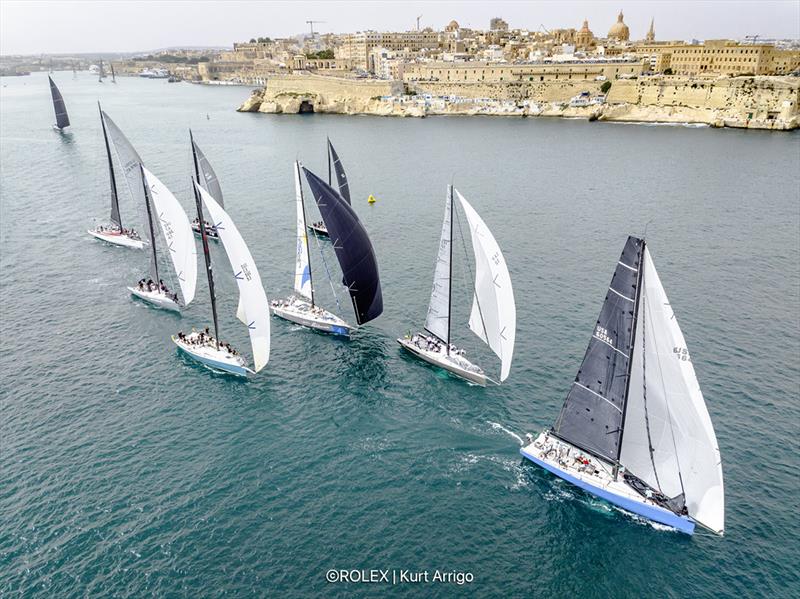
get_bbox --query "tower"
[646,18,655,42]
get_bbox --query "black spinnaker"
[48,76,70,129]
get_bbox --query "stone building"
[335,30,441,71]
[575,19,595,50]
[645,19,655,43]
[607,11,630,42]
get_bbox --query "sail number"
[595,326,614,347]
[240,263,253,282]
[673,347,691,362]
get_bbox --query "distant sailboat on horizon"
[48,76,70,132]
[398,185,516,386]
[98,59,105,82]
[520,236,724,536]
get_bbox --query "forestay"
[195,183,270,372]
[424,186,453,343]
[327,139,351,205]
[142,167,197,305]
[48,77,70,129]
[456,190,516,382]
[191,138,224,208]
[620,246,724,534]
[293,162,313,301]
[101,111,146,226]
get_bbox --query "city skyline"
[2,0,799,55]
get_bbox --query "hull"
[307,223,329,237]
[88,228,146,249]
[172,335,252,377]
[397,336,486,386]
[271,298,351,337]
[128,287,180,312]
[191,223,219,242]
[520,431,695,534]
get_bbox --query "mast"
[298,162,315,307]
[99,103,121,229]
[190,129,201,181]
[327,137,332,186]
[446,185,454,354]
[193,179,220,349]
[111,62,116,83]
[140,164,160,284]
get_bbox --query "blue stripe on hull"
[520,447,695,535]
[175,344,248,377]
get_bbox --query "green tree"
[249,38,256,43]
[600,80,612,94]
[663,67,673,75]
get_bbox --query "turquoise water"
[1,72,799,597]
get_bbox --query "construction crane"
[416,15,422,31]
[744,34,760,45]
[306,20,326,37]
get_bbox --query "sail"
[100,111,146,230]
[327,139,351,205]
[293,162,313,300]
[456,190,516,382]
[191,137,224,208]
[619,246,724,533]
[302,167,382,325]
[142,167,197,305]
[424,186,453,343]
[195,183,270,372]
[110,63,116,83]
[553,236,644,462]
[99,104,121,228]
[48,76,70,129]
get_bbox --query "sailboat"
[270,162,352,336]
[127,165,197,311]
[98,59,105,82]
[110,62,116,83]
[520,236,724,535]
[48,76,70,132]
[189,131,222,241]
[87,105,146,249]
[398,186,516,386]
[308,138,350,237]
[173,181,270,377]
[300,166,383,326]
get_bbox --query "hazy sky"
[1,1,798,55]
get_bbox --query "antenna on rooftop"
[306,20,326,37]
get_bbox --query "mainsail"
[48,76,70,129]
[302,167,382,325]
[98,103,121,228]
[190,132,224,208]
[142,167,198,305]
[195,183,270,372]
[425,186,453,344]
[456,190,516,382]
[100,110,147,230]
[553,236,644,462]
[327,138,351,205]
[293,161,313,301]
[619,246,724,534]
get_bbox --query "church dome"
[607,10,630,41]
[445,20,460,32]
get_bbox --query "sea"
[1,72,798,598]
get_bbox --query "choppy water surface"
[1,73,799,598]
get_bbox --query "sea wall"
[238,74,800,130]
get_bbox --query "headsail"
[553,236,644,461]
[302,167,382,325]
[195,183,270,372]
[190,133,224,208]
[619,246,724,534]
[142,167,198,305]
[327,138,351,205]
[455,190,516,382]
[293,162,313,301]
[48,76,70,129]
[100,111,146,230]
[425,186,453,344]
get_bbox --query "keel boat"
[48,76,70,132]
[306,138,350,238]
[398,186,515,386]
[189,131,223,241]
[520,236,724,535]
[271,161,352,336]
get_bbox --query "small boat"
[189,131,223,241]
[306,138,351,238]
[48,76,70,132]
[88,104,146,249]
[175,181,270,377]
[368,194,376,204]
[127,165,197,312]
[307,220,329,237]
[398,186,515,386]
[271,162,352,337]
[520,236,724,535]
[301,166,383,326]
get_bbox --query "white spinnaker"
[195,182,270,373]
[142,167,197,305]
[424,186,452,343]
[293,162,313,300]
[620,247,724,534]
[455,190,516,382]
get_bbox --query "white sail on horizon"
[455,190,516,382]
[293,161,313,301]
[195,183,271,373]
[141,167,197,305]
[424,186,453,343]
[619,246,724,534]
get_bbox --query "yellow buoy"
[367,194,376,204]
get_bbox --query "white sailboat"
[521,236,724,535]
[270,162,352,336]
[173,182,270,377]
[127,166,197,312]
[398,186,516,386]
[87,105,146,249]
